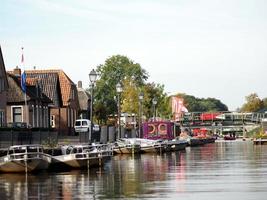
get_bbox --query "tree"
[263,97,267,109]
[93,55,148,123]
[173,93,228,112]
[240,93,263,112]
[143,82,169,120]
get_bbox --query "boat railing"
[73,144,113,159]
[6,151,47,161]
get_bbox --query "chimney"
[78,81,82,89]
[13,66,21,77]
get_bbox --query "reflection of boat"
[113,139,141,154]
[168,140,188,151]
[51,144,113,169]
[0,145,52,173]
[224,136,236,140]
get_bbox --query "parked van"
[74,119,91,133]
[74,119,100,133]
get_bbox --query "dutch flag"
[21,47,26,93]
[21,71,26,93]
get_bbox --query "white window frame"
[50,115,55,128]
[11,105,23,123]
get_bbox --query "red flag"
[171,97,188,121]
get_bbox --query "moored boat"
[134,138,165,153]
[51,144,113,169]
[0,145,52,173]
[113,138,141,154]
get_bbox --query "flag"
[171,97,188,121]
[21,71,26,93]
[20,47,26,93]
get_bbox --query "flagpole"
[21,47,28,127]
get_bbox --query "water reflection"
[1,142,267,199]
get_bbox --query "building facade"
[0,46,9,127]
[6,70,51,128]
[26,69,80,135]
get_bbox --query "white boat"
[134,138,165,153]
[51,144,113,169]
[113,138,141,154]
[0,145,52,173]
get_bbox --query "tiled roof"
[26,69,78,107]
[0,46,9,90]
[25,71,62,107]
[26,77,38,86]
[6,73,51,104]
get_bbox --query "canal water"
[1,141,267,200]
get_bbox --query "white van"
[74,119,91,133]
[74,119,100,133]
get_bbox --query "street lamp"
[89,69,97,143]
[138,92,144,138]
[116,83,122,139]
[152,97,157,121]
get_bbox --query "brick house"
[25,69,80,135]
[0,46,9,127]
[6,68,52,128]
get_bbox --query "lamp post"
[152,97,157,121]
[138,92,144,138]
[116,83,122,139]
[89,69,97,143]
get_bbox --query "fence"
[0,128,58,149]
[0,126,138,148]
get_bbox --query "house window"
[50,115,55,128]
[12,106,22,122]
[0,111,4,127]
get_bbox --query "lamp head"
[152,97,157,105]
[116,82,122,93]
[89,69,97,83]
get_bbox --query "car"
[74,119,100,133]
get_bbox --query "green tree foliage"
[121,77,139,114]
[263,97,267,109]
[173,93,228,112]
[93,55,148,123]
[143,82,169,120]
[240,93,263,112]
[90,54,230,124]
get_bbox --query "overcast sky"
[1,0,267,110]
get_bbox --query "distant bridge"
[179,111,267,125]
[178,111,267,135]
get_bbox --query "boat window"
[8,150,14,154]
[27,146,38,153]
[14,149,26,154]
